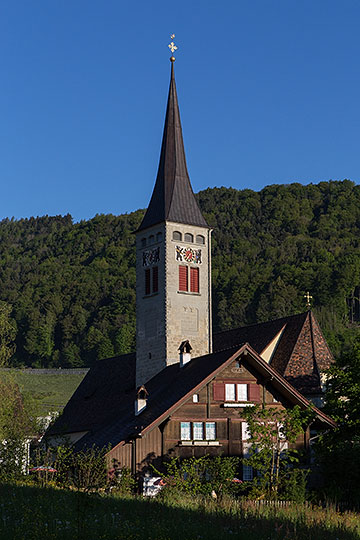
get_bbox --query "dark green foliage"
[0,374,38,481]
[2,180,360,367]
[0,212,141,367]
[198,180,360,347]
[316,340,360,505]
[241,405,312,501]
[155,455,240,497]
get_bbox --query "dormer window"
[135,385,148,416]
[179,340,192,367]
[173,231,182,241]
[184,233,193,243]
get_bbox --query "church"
[47,50,335,477]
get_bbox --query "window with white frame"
[237,383,248,401]
[225,383,236,401]
[225,383,249,402]
[180,421,216,441]
[193,422,204,440]
[180,422,191,440]
[205,422,216,440]
[242,442,254,480]
[192,394,199,403]
[241,421,251,441]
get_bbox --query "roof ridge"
[214,311,308,336]
[286,311,312,367]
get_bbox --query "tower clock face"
[142,247,160,267]
[175,246,202,264]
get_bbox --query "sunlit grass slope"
[1,369,87,415]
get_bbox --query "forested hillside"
[1,179,360,368]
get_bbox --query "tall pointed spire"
[138,58,208,232]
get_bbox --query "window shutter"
[248,384,261,402]
[213,382,225,401]
[190,267,199,293]
[152,266,158,293]
[179,266,188,291]
[145,269,151,295]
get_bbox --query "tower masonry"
[135,59,212,386]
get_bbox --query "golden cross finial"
[168,34,178,58]
[304,291,313,309]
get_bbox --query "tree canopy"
[1,180,360,368]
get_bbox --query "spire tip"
[168,34,178,62]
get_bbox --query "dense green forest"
[1,179,360,368]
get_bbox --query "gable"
[261,325,286,363]
[282,312,333,395]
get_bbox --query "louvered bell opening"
[190,267,199,293]
[179,265,188,291]
[145,269,151,295]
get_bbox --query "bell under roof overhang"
[137,61,209,233]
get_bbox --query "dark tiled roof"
[69,342,335,452]
[47,353,136,436]
[137,62,208,232]
[74,347,239,450]
[47,313,335,450]
[213,312,308,360]
[213,311,332,396]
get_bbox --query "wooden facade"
[107,355,311,476]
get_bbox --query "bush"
[155,455,240,497]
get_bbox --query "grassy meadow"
[0,483,359,540]
[0,369,87,415]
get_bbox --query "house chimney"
[179,340,192,367]
[135,385,148,416]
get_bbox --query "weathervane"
[304,291,313,310]
[168,34,178,62]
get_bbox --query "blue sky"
[0,0,359,221]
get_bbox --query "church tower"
[135,52,212,386]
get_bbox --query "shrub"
[155,455,240,497]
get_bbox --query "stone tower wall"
[165,222,212,365]
[136,223,166,386]
[136,221,212,386]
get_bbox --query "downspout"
[131,439,136,476]
[208,228,213,353]
[207,383,211,418]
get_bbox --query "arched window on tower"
[156,232,162,243]
[196,235,205,245]
[184,233,193,243]
[173,231,182,241]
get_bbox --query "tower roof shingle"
[137,62,209,232]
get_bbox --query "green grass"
[0,483,359,540]
[0,369,86,415]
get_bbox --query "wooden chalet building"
[47,51,336,477]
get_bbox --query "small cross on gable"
[304,291,313,309]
